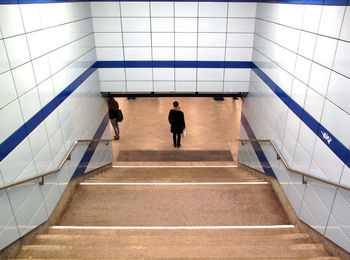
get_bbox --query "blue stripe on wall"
[0,0,347,5]
[241,112,276,178]
[0,66,96,162]
[95,60,255,69]
[253,66,350,169]
[72,113,110,178]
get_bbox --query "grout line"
[51,225,294,230]
[80,182,269,185]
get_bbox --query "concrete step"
[15,257,342,260]
[34,233,312,246]
[17,244,328,258]
[57,184,289,226]
[83,177,266,183]
[47,227,298,236]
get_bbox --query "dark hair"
[108,97,119,111]
[173,101,179,107]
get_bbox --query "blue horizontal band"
[1,0,347,5]
[95,60,255,69]
[253,66,350,169]
[241,112,276,178]
[0,66,96,162]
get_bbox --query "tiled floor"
[110,97,242,163]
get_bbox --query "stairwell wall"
[238,2,350,252]
[0,2,113,250]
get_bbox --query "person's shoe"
[114,136,119,140]
[177,144,181,148]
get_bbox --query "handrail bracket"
[39,176,44,186]
[302,175,307,185]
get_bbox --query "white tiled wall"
[91,1,256,93]
[0,2,112,250]
[239,2,350,252]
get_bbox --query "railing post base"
[39,176,44,186]
[302,175,307,184]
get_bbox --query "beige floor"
[110,97,242,162]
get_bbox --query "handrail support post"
[39,176,44,186]
[240,140,245,145]
[105,141,109,146]
[277,154,281,160]
[67,154,71,160]
[302,175,307,184]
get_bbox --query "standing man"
[107,97,123,140]
[168,101,186,148]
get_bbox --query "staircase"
[16,165,339,259]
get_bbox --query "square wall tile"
[12,63,36,97]
[313,35,337,69]
[198,18,227,33]
[228,3,256,18]
[325,216,350,253]
[0,192,15,232]
[99,68,125,81]
[333,40,350,79]
[4,35,31,69]
[175,33,197,47]
[154,81,174,92]
[318,6,346,38]
[197,68,224,81]
[294,56,311,85]
[126,68,152,81]
[175,68,196,81]
[198,48,225,61]
[0,5,24,38]
[19,87,42,123]
[96,48,124,61]
[302,5,322,33]
[92,18,121,32]
[123,33,151,47]
[0,40,10,74]
[340,7,350,42]
[226,34,254,48]
[199,2,227,18]
[151,2,173,17]
[291,78,307,108]
[121,2,150,17]
[327,72,350,115]
[153,68,174,81]
[175,2,197,17]
[20,4,42,32]
[224,69,250,81]
[312,138,344,183]
[224,82,249,92]
[227,18,255,33]
[320,100,350,148]
[297,122,316,157]
[197,82,224,92]
[94,33,123,47]
[152,47,174,60]
[0,71,17,109]
[198,33,226,47]
[175,18,198,32]
[225,48,252,61]
[303,88,325,122]
[124,47,151,60]
[32,55,51,85]
[153,33,174,47]
[0,99,24,144]
[0,217,20,251]
[90,2,120,17]
[28,123,49,159]
[126,81,153,92]
[151,18,174,32]
[298,31,317,60]
[175,81,196,92]
[175,48,197,61]
[100,81,126,92]
[309,62,331,97]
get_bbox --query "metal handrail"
[237,138,350,192]
[0,139,115,191]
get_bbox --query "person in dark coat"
[107,97,120,140]
[168,101,186,148]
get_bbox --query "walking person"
[108,97,123,140]
[168,101,186,148]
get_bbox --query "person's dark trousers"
[173,132,181,147]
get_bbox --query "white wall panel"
[90,2,120,17]
[228,3,256,18]
[126,81,153,92]
[12,63,36,97]
[94,33,123,47]
[302,5,322,33]
[151,2,173,17]
[99,68,125,81]
[333,41,350,79]
[152,47,174,60]
[154,81,174,92]
[318,6,346,38]
[153,33,174,46]
[100,81,127,92]
[198,47,225,61]
[175,18,198,32]
[175,33,197,47]
[96,48,124,61]
[199,2,227,18]
[313,35,337,69]
[175,81,196,92]
[198,33,226,47]
[327,72,350,115]
[298,31,317,60]
[120,2,149,17]
[197,68,224,81]
[226,34,254,47]
[340,7,350,41]
[124,47,151,60]
[224,81,249,92]
[19,4,42,32]
[4,35,31,69]
[309,62,331,96]
[198,18,227,32]
[197,81,223,92]
[0,71,17,109]
[227,18,255,33]
[175,68,196,81]
[123,33,151,47]
[92,18,121,32]
[153,68,174,81]
[126,68,152,81]
[175,48,197,61]
[0,39,10,74]
[151,18,174,32]
[0,5,24,38]
[226,48,252,61]
[175,2,197,17]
